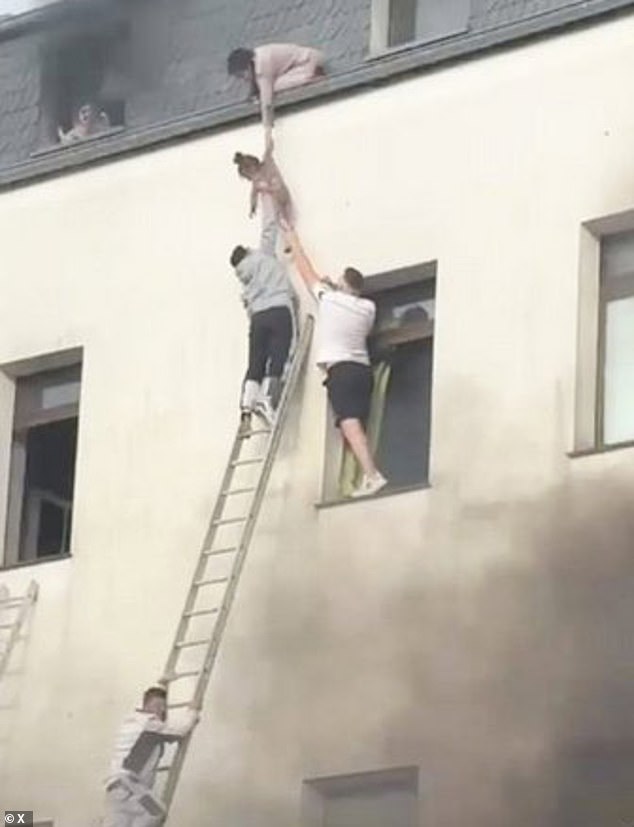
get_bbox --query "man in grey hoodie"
[230,218,295,432]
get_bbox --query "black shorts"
[324,361,373,426]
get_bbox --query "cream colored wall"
[1,12,634,827]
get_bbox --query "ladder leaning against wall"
[155,315,314,818]
[0,580,38,680]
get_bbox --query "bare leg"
[339,418,378,478]
[273,55,325,92]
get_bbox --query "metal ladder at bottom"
[155,316,314,817]
[0,580,39,680]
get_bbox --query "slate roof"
[0,0,631,187]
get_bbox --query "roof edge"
[0,0,633,193]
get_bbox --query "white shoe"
[350,472,388,498]
[254,398,276,428]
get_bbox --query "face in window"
[76,104,94,127]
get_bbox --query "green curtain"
[339,361,392,497]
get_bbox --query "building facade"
[0,1,633,825]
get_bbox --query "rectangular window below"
[2,360,81,568]
[303,766,419,827]
[324,264,435,502]
[555,740,634,826]
[376,337,433,488]
[603,295,634,445]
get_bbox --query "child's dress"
[251,148,294,228]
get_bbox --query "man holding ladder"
[103,685,198,827]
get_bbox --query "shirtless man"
[227,43,325,148]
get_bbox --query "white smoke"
[0,0,58,15]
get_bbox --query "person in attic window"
[227,44,325,150]
[58,101,111,145]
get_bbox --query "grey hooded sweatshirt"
[235,247,294,316]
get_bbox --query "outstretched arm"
[258,76,274,134]
[284,228,321,292]
[145,707,199,742]
[249,184,258,218]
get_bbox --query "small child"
[233,147,294,229]
[58,102,110,145]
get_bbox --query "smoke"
[181,477,634,826]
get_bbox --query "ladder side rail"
[160,316,314,810]
[163,435,243,682]
[0,584,9,654]
[0,580,38,678]
[191,314,313,710]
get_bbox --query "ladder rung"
[203,546,238,557]
[193,577,229,587]
[156,765,171,773]
[176,639,211,649]
[169,670,201,681]
[0,623,14,630]
[231,457,265,467]
[202,546,236,557]
[222,487,256,496]
[246,428,271,436]
[0,599,22,608]
[183,608,219,617]
[167,702,194,710]
[211,517,247,527]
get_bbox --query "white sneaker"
[254,398,276,429]
[350,472,388,498]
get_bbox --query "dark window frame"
[2,358,82,569]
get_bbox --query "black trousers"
[246,305,293,382]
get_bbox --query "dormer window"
[42,24,128,148]
[371,0,471,53]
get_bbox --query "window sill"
[30,127,126,159]
[568,439,634,459]
[315,482,429,510]
[1,553,72,571]
[366,28,470,62]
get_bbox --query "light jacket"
[235,248,294,316]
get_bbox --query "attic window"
[43,25,128,147]
[371,0,471,52]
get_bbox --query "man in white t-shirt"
[284,227,387,498]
